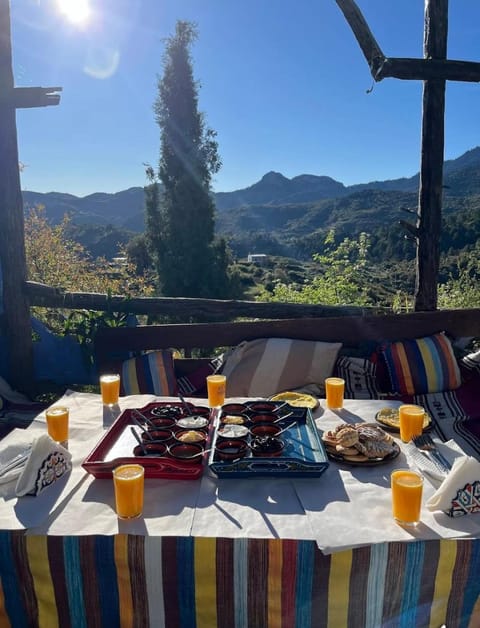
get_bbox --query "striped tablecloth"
[1,533,479,628]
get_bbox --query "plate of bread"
[322,422,400,466]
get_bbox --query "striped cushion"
[121,350,177,396]
[381,332,461,395]
[222,338,342,398]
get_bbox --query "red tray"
[82,402,213,480]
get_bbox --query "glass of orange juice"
[325,377,345,409]
[113,464,145,519]
[391,469,423,527]
[100,374,120,407]
[206,374,226,408]
[46,406,69,444]
[399,404,425,443]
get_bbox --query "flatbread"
[376,407,431,430]
[270,391,319,409]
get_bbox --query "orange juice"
[325,377,345,409]
[207,374,226,407]
[399,404,425,443]
[391,469,423,526]
[46,406,69,442]
[100,374,120,406]
[113,464,144,519]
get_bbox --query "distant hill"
[22,146,480,258]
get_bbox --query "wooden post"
[415,0,448,311]
[0,0,33,390]
[335,0,480,312]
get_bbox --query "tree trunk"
[0,0,34,389]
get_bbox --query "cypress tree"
[146,20,234,298]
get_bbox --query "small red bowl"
[176,416,209,430]
[247,401,279,413]
[220,413,250,426]
[221,403,248,414]
[168,442,204,464]
[133,442,168,457]
[141,429,173,443]
[217,424,249,440]
[174,429,208,445]
[250,412,278,424]
[215,439,248,461]
[249,423,281,438]
[149,417,176,429]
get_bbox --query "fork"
[412,434,452,474]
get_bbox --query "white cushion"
[222,338,342,398]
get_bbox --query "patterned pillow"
[222,338,342,398]
[121,350,177,396]
[380,332,461,396]
[176,356,223,397]
[461,349,480,375]
[334,356,380,399]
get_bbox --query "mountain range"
[22,146,480,258]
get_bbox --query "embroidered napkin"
[426,455,480,517]
[15,434,72,497]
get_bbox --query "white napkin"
[15,434,72,497]
[426,455,480,517]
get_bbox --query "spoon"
[132,409,156,429]
[276,421,298,435]
[178,393,192,414]
[273,411,294,423]
[130,427,148,454]
[131,415,154,439]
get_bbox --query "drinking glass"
[46,406,69,444]
[399,404,425,443]
[206,374,226,408]
[100,374,120,407]
[325,377,345,409]
[113,464,144,519]
[391,469,423,527]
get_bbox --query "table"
[0,392,479,627]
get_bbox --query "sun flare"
[56,0,91,25]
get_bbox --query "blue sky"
[11,0,480,197]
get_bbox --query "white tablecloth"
[0,391,479,553]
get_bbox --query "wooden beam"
[11,87,62,109]
[24,281,377,319]
[376,57,480,83]
[334,0,385,76]
[0,0,34,390]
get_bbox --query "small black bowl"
[215,439,248,461]
[150,405,183,418]
[250,435,285,457]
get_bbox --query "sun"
[56,0,91,25]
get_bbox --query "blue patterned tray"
[208,406,329,478]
